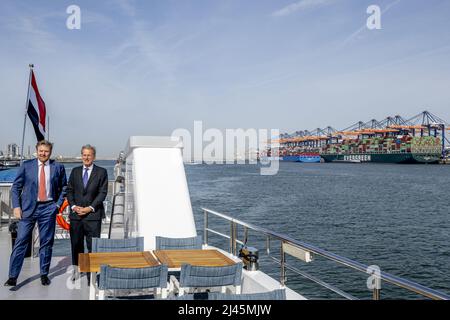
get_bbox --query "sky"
[0,0,450,158]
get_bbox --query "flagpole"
[47,115,50,141]
[20,64,33,165]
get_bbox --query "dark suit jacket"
[66,164,108,221]
[11,159,67,218]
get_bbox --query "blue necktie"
[83,167,89,188]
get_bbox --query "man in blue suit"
[4,140,67,287]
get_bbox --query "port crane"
[277,110,449,159]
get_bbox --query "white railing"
[202,207,450,300]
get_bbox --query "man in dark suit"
[66,145,108,275]
[4,140,67,287]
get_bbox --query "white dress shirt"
[37,160,52,201]
[71,164,95,212]
[82,164,94,181]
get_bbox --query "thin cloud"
[112,0,136,17]
[109,21,179,87]
[82,11,115,27]
[0,9,113,52]
[340,0,402,47]
[271,0,335,17]
[2,16,59,53]
[340,43,450,77]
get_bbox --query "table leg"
[98,289,105,300]
[89,272,97,300]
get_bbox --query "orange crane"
[335,131,364,135]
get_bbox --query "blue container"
[281,155,321,163]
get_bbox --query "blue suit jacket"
[11,159,67,218]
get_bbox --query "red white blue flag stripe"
[27,70,46,141]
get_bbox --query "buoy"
[56,199,70,230]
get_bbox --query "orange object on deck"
[56,199,70,230]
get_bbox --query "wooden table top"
[78,251,160,273]
[153,249,237,269]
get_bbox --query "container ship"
[260,148,321,163]
[263,111,448,164]
[320,135,441,164]
[281,154,321,163]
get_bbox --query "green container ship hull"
[320,136,442,164]
[321,153,440,164]
[277,135,442,164]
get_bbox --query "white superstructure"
[124,136,197,250]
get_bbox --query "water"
[1,161,449,299]
[185,162,450,299]
[0,160,116,183]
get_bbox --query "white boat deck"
[0,226,305,300]
[0,227,90,300]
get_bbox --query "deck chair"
[90,237,145,289]
[208,289,286,300]
[163,294,196,300]
[155,235,203,250]
[175,263,243,296]
[155,235,203,287]
[92,237,144,252]
[98,264,168,300]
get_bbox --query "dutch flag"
[27,70,46,141]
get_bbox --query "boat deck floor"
[1,222,305,300]
[0,227,90,300]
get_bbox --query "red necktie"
[38,163,47,201]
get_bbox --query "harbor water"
[186,162,450,299]
[0,160,117,183]
[1,161,449,299]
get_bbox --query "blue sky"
[1,0,450,157]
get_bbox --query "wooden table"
[78,251,160,300]
[153,249,237,270]
[79,251,160,272]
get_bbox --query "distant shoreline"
[56,158,116,163]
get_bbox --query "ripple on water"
[186,162,450,298]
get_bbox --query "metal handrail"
[0,183,13,229]
[0,190,2,229]
[108,191,125,239]
[202,207,450,300]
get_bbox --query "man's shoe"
[71,269,79,282]
[4,278,17,286]
[40,275,51,286]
